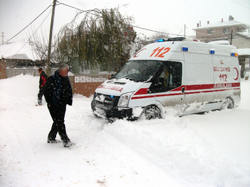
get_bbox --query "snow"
[193,20,249,30]
[236,32,250,39]
[238,48,250,56]
[0,75,250,187]
[208,40,230,45]
[0,41,39,61]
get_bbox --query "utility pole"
[46,0,56,75]
[230,30,233,45]
[1,32,4,45]
[184,24,187,37]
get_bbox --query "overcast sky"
[0,0,250,44]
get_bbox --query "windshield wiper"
[126,77,136,81]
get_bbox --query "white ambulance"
[91,38,240,120]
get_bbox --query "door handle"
[182,87,185,93]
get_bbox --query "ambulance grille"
[93,93,119,109]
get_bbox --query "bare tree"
[29,29,49,61]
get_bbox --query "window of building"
[207,29,213,35]
[223,28,229,34]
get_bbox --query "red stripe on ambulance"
[131,83,240,100]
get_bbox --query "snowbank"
[0,75,250,187]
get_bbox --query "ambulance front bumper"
[93,105,133,119]
[91,93,134,120]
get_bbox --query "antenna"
[184,24,188,37]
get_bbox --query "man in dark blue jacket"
[44,64,73,147]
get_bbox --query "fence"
[2,66,110,97]
[6,67,58,78]
[74,74,111,97]
[0,61,7,79]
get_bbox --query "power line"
[57,1,92,13]
[132,26,167,35]
[3,1,186,46]
[132,25,185,36]
[12,9,52,60]
[56,2,102,18]
[57,2,186,37]
[3,4,52,45]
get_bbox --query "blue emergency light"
[110,95,114,98]
[231,53,238,57]
[210,50,215,54]
[155,39,165,42]
[182,47,188,51]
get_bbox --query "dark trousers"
[47,103,70,143]
[38,87,44,104]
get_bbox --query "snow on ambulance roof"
[208,40,230,45]
[130,38,237,61]
[0,41,39,61]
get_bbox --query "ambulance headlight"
[118,92,133,107]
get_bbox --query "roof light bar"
[155,37,187,42]
[168,37,186,41]
[155,39,165,42]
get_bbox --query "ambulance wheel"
[143,105,162,120]
[222,97,234,109]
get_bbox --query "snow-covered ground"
[0,75,250,187]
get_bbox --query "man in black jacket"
[44,64,73,147]
[37,68,47,105]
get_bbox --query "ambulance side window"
[150,62,182,93]
[171,62,182,89]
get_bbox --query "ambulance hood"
[95,78,147,96]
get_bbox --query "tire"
[222,97,234,109]
[142,105,162,120]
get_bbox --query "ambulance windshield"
[114,60,162,82]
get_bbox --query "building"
[193,16,250,47]
[193,16,250,78]
[238,48,250,78]
[232,32,250,49]
[0,41,52,78]
[0,41,43,67]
